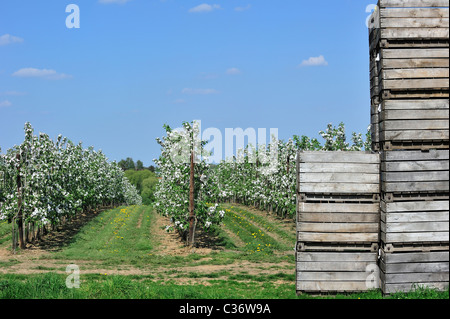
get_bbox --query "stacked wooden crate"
[369,0,449,294]
[368,0,449,151]
[296,151,381,293]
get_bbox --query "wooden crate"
[298,151,380,196]
[380,248,449,294]
[375,48,449,98]
[378,99,449,147]
[297,202,380,245]
[381,200,449,244]
[369,0,449,52]
[296,251,380,293]
[381,149,449,195]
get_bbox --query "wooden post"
[187,149,195,246]
[16,153,26,250]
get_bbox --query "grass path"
[0,204,448,299]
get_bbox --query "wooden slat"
[382,58,449,69]
[382,181,449,192]
[300,163,380,173]
[297,261,374,272]
[300,173,379,184]
[381,231,450,243]
[381,120,449,131]
[298,272,371,281]
[379,28,449,40]
[381,200,449,212]
[299,202,379,213]
[381,99,449,111]
[300,213,379,223]
[382,282,449,294]
[299,152,379,164]
[381,68,449,80]
[297,252,377,262]
[382,251,449,264]
[297,232,379,243]
[381,211,449,223]
[381,109,449,120]
[382,160,449,172]
[297,281,376,292]
[299,222,379,233]
[299,183,380,194]
[381,272,449,284]
[380,8,449,18]
[382,149,449,161]
[382,171,449,182]
[381,261,449,273]
[382,221,449,232]
[381,48,449,59]
[381,78,449,90]
[381,17,449,28]
[379,0,450,8]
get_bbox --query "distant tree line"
[118,157,156,173]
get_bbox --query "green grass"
[0,204,448,300]
[54,205,154,264]
[0,273,447,299]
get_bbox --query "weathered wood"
[381,150,449,193]
[380,79,449,90]
[300,163,380,173]
[381,99,449,111]
[380,272,449,284]
[381,261,449,273]
[382,221,449,232]
[381,58,449,69]
[299,202,379,213]
[299,223,379,233]
[299,183,380,194]
[379,0,449,8]
[381,211,449,223]
[300,173,379,184]
[381,17,449,28]
[297,281,377,292]
[381,250,449,263]
[381,199,449,212]
[381,109,449,120]
[382,160,449,171]
[297,251,377,262]
[382,181,449,193]
[381,120,449,131]
[380,8,449,18]
[382,230,450,243]
[296,251,380,292]
[297,232,379,243]
[382,171,449,182]
[382,282,449,294]
[299,152,379,164]
[381,68,449,80]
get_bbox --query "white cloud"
[0,91,26,96]
[226,67,241,75]
[12,68,72,80]
[189,4,222,13]
[0,34,24,46]
[0,100,12,108]
[182,88,219,95]
[98,0,132,4]
[299,55,328,67]
[235,4,251,12]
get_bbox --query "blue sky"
[1,0,376,166]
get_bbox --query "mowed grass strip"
[221,209,281,255]
[55,205,154,262]
[223,204,296,251]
